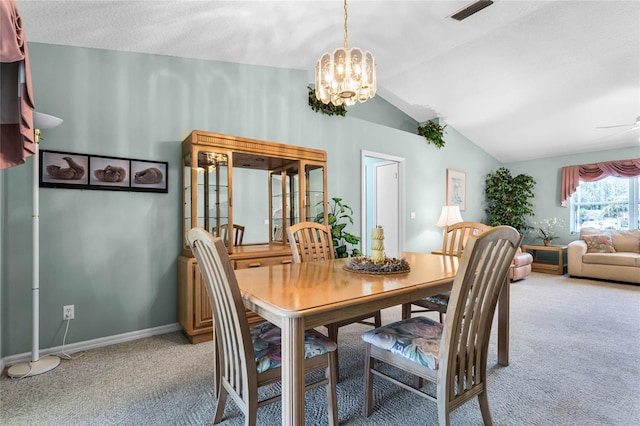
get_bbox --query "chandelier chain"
[343,0,348,50]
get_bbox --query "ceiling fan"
[596,116,640,131]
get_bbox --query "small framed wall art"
[89,155,130,189]
[40,150,168,193]
[446,169,466,211]
[40,150,90,189]
[130,159,168,193]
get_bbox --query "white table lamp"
[436,205,463,227]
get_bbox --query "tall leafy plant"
[485,167,536,234]
[314,197,363,258]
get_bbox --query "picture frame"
[40,150,90,189]
[89,155,130,190]
[40,150,168,193]
[446,169,466,211]
[130,159,168,193]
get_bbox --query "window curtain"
[561,158,640,207]
[0,0,35,170]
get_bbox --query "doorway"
[361,151,405,257]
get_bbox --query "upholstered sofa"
[567,228,640,284]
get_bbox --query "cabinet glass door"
[284,164,300,227]
[270,171,287,241]
[305,163,325,222]
[197,151,228,240]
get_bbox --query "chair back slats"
[219,224,245,246]
[188,227,338,425]
[273,225,284,241]
[442,221,491,257]
[287,222,335,263]
[186,228,257,409]
[438,226,521,407]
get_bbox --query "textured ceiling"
[15,0,640,162]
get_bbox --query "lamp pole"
[7,111,63,378]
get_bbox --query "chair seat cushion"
[361,316,443,370]
[251,322,337,374]
[424,293,449,307]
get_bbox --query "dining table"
[234,251,511,425]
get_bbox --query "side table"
[522,244,568,275]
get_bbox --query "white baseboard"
[2,323,183,368]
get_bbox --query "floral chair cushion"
[251,322,337,374]
[424,293,449,307]
[361,316,443,370]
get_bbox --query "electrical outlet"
[63,305,74,320]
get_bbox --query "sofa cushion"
[582,234,616,253]
[582,252,640,267]
[610,229,640,253]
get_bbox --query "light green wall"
[347,93,419,133]
[2,42,635,359]
[504,146,640,245]
[0,41,523,359]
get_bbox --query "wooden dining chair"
[403,221,491,322]
[219,223,245,246]
[186,227,338,426]
[362,226,521,425]
[287,221,382,381]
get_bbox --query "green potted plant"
[314,197,363,258]
[484,167,536,234]
[533,217,564,246]
[417,120,447,148]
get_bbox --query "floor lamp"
[7,111,63,378]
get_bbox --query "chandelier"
[315,0,376,107]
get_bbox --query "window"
[570,176,639,232]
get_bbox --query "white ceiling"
[15,0,640,162]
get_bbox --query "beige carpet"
[2,273,639,425]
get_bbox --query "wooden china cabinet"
[178,130,328,343]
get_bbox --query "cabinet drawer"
[235,255,293,269]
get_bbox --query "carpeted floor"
[2,273,639,425]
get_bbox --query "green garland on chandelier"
[308,86,347,117]
[417,120,447,149]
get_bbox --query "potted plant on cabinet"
[533,217,564,246]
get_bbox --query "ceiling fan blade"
[596,123,634,129]
[596,116,640,129]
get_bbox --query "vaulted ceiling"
[16,0,640,162]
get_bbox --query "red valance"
[0,0,35,170]
[561,158,640,207]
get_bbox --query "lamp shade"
[436,205,463,227]
[33,111,63,129]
